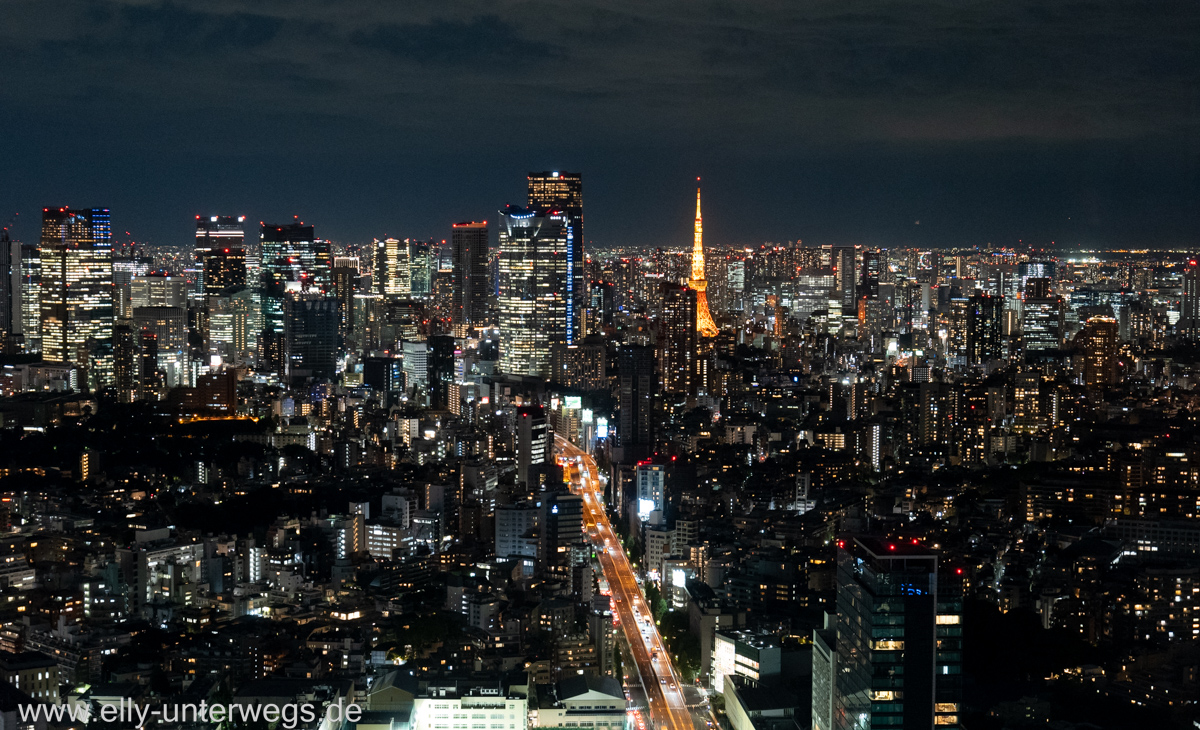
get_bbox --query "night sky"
[2,0,1198,251]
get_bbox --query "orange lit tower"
[690,182,718,338]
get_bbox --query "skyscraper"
[133,306,187,387]
[112,254,152,321]
[203,247,247,293]
[966,293,1004,365]
[1076,316,1119,389]
[517,405,551,489]
[1022,293,1064,354]
[451,222,490,333]
[18,241,40,353]
[691,184,719,338]
[373,237,411,297]
[497,206,570,377]
[1181,258,1200,341]
[617,344,656,452]
[528,172,583,343]
[833,246,858,310]
[284,294,339,384]
[658,282,697,398]
[332,258,359,348]
[112,323,138,403]
[826,537,962,730]
[39,208,114,376]
[860,250,882,301]
[0,231,16,344]
[195,216,245,294]
[260,222,318,332]
[410,240,432,297]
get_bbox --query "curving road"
[556,435,693,730]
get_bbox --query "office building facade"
[830,538,962,730]
[528,172,583,344]
[39,208,114,380]
[452,221,490,332]
[497,206,570,377]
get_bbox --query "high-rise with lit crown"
[39,207,114,376]
[528,172,583,343]
[691,183,718,339]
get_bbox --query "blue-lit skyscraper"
[39,207,114,381]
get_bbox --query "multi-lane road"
[555,435,694,730]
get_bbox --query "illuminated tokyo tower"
[691,181,719,338]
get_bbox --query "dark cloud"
[350,16,560,65]
[0,0,1196,248]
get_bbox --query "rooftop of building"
[847,536,938,559]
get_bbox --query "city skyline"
[0,3,1197,729]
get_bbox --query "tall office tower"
[112,324,139,403]
[516,405,552,490]
[207,287,258,362]
[283,294,339,384]
[1076,316,1119,389]
[1022,295,1064,354]
[658,282,697,398]
[260,222,317,332]
[451,222,489,333]
[331,258,359,349]
[400,340,430,405]
[589,281,615,334]
[919,381,956,456]
[373,238,410,297]
[203,247,247,293]
[825,538,963,730]
[1181,258,1200,341]
[617,344,656,452]
[528,172,583,343]
[409,240,432,297]
[133,306,187,387]
[860,249,882,301]
[966,293,1004,365]
[690,185,719,338]
[945,298,970,364]
[112,255,152,320]
[427,334,456,410]
[259,329,285,375]
[18,241,41,352]
[833,246,858,309]
[195,216,245,294]
[497,206,570,377]
[312,237,333,293]
[39,208,114,375]
[138,329,163,395]
[0,232,15,344]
